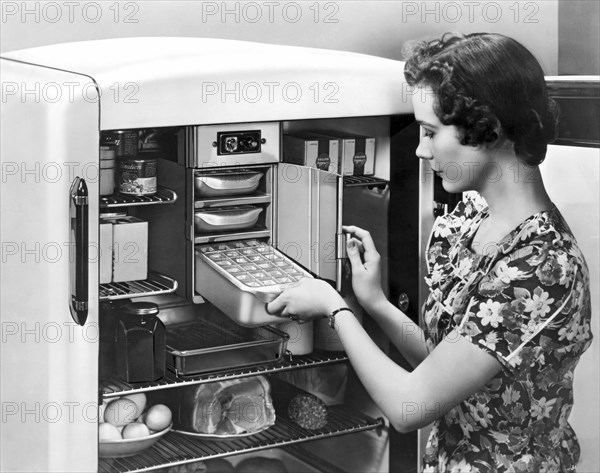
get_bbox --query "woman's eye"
[424,131,434,139]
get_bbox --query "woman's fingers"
[266,292,287,316]
[343,225,380,263]
[346,237,365,272]
[265,279,307,316]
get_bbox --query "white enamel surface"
[541,145,600,472]
[0,59,99,472]
[2,37,411,129]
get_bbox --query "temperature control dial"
[217,130,262,155]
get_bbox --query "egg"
[98,422,122,441]
[104,398,140,426]
[98,401,108,423]
[121,393,147,417]
[144,404,172,431]
[122,422,151,439]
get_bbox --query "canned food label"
[315,153,331,171]
[119,159,157,195]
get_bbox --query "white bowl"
[99,423,172,458]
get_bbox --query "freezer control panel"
[192,122,279,167]
[217,130,262,155]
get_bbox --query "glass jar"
[116,302,166,383]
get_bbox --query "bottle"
[116,302,166,383]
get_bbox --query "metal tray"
[194,205,263,233]
[166,318,289,376]
[195,240,313,326]
[195,169,263,197]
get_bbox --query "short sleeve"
[426,197,485,273]
[457,239,590,372]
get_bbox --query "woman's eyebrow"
[416,120,438,129]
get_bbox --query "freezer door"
[275,164,342,288]
[0,59,99,472]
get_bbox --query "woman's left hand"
[266,278,346,323]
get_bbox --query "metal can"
[118,157,157,195]
[101,130,139,158]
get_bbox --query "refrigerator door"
[0,59,99,472]
[275,164,342,288]
[540,145,600,472]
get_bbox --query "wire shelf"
[342,175,388,188]
[100,187,178,208]
[98,404,384,472]
[100,351,348,398]
[99,272,178,301]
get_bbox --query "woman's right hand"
[342,225,386,311]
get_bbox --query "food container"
[166,318,288,376]
[313,131,376,176]
[100,145,116,196]
[283,132,339,173]
[118,155,157,195]
[101,130,139,158]
[195,169,263,197]
[98,423,172,458]
[194,206,263,233]
[277,320,313,355]
[195,240,313,326]
[116,302,166,383]
[99,221,113,284]
[100,166,115,196]
[103,215,148,283]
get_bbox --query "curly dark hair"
[403,33,558,166]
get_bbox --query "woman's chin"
[440,179,468,194]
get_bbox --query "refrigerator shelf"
[100,186,178,208]
[99,272,178,301]
[194,192,272,209]
[342,175,388,189]
[97,404,384,472]
[193,227,270,244]
[100,350,348,398]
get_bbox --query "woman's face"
[411,86,489,194]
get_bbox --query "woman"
[267,33,593,472]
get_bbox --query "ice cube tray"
[199,239,308,289]
[195,240,313,326]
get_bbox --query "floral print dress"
[421,195,593,473]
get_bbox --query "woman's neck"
[478,157,553,224]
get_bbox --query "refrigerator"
[0,37,409,473]
[2,38,598,473]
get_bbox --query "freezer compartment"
[194,206,264,233]
[195,169,263,197]
[166,318,288,376]
[194,240,313,326]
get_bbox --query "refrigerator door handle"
[69,177,89,326]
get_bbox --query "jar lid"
[122,301,159,316]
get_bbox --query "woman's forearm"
[332,309,419,431]
[361,297,429,368]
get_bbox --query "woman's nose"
[416,140,433,160]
